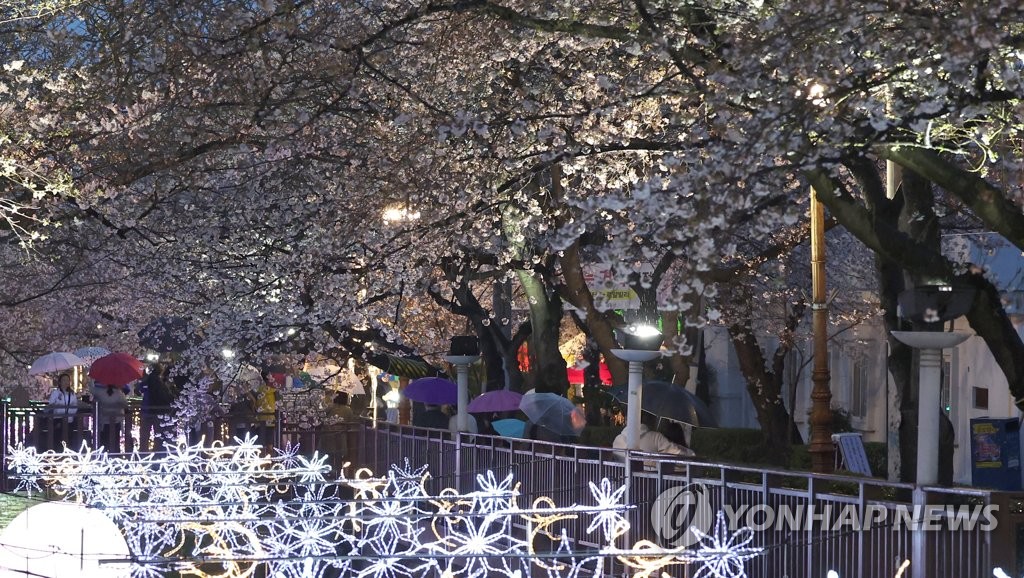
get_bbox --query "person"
[447,406,479,434]
[93,382,129,453]
[413,404,449,429]
[525,421,576,444]
[227,380,259,440]
[318,392,357,474]
[139,364,177,451]
[8,384,30,408]
[253,370,279,449]
[42,374,78,450]
[327,392,355,422]
[612,411,695,463]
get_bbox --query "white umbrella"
[307,365,366,395]
[72,346,111,365]
[28,352,86,376]
[218,363,262,391]
[336,369,366,395]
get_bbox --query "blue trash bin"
[970,417,1022,491]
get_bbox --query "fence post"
[807,476,816,575]
[911,487,927,578]
[1,398,8,491]
[857,481,867,578]
[454,431,462,492]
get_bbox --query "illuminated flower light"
[9,437,765,578]
[688,511,762,578]
[586,478,629,543]
[610,510,764,578]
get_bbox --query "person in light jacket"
[612,411,695,467]
[43,373,78,450]
[93,383,129,453]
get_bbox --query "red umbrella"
[89,353,145,386]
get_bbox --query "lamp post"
[892,284,975,485]
[891,284,973,578]
[611,324,663,450]
[808,185,835,473]
[444,336,481,433]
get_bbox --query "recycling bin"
[970,417,1022,491]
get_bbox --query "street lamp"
[444,336,481,433]
[891,284,975,485]
[891,283,973,578]
[611,324,663,450]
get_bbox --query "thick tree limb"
[876,145,1024,251]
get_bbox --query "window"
[850,355,869,419]
[973,386,989,410]
[940,360,951,414]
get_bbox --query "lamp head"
[448,336,480,356]
[897,284,975,328]
[615,323,663,351]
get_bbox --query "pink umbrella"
[467,390,524,413]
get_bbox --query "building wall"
[701,321,889,448]
[702,326,759,430]
[949,317,1024,486]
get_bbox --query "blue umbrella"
[492,418,526,438]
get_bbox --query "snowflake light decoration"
[8,437,764,578]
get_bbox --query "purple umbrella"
[467,390,523,413]
[403,377,458,405]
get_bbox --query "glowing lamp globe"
[0,501,130,578]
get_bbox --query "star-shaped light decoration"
[687,511,763,578]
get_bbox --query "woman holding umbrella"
[93,382,129,453]
[43,374,78,450]
[89,352,145,453]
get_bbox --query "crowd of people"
[405,393,696,459]
[29,363,697,468]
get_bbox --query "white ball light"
[0,501,130,578]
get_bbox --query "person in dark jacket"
[139,364,177,451]
[413,404,450,429]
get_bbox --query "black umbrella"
[608,380,718,428]
[138,316,196,353]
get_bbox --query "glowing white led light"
[7,437,764,578]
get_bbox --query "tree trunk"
[558,240,628,384]
[517,269,569,396]
[728,317,802,461]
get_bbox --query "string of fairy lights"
[6,436,763,578]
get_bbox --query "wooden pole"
[808,186,835,473]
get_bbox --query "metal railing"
[0,406,1014,577]
[355,421,1008,578]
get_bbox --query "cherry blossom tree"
[2,0,1024,471]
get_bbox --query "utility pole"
[808,186,835,473]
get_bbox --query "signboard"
[582,263,653,310]
[832,433,872,476]
[971,421,1003,468]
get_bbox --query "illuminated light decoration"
[608,511,763,578]
[8,437,764,578]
